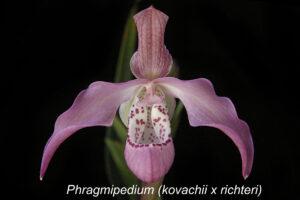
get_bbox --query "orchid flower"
[40,6,254,183]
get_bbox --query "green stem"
[139,179,163,200]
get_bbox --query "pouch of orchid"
[40,5,254,199]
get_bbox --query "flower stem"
[139,178,163,200]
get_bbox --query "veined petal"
[130,6,173,79]
[40,79,147,180]
[155,77,254,179]
[124,94,174,183]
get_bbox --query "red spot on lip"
[163,119,167,122]
[136,119,140,124]
[157,106,167,115]
[154,117,161,123]
[135,108,139,114]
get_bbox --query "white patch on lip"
[127,91,172,148]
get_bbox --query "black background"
[2,0,299,199]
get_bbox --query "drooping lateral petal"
[130,6,173,79]
[40,79,147,180]
[155,77,254,179]
[125,95,174,183]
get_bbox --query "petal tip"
[40,163,46,181]
[243,170,250,180]
[134,5,168,21]
[242,164,253,180]
[39,170,44,181]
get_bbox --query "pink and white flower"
[40,6,254,183]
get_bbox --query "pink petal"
[40,79,147,180]
[130,6,173,79]
[125,94,174,182]
[155,77,254,179]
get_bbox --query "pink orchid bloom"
[40,6,254,183]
